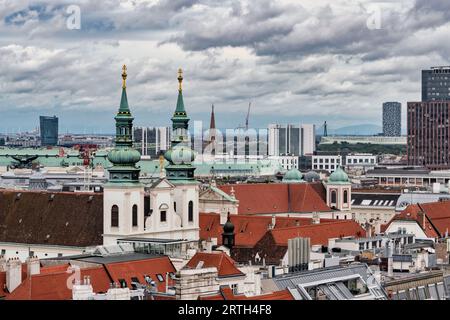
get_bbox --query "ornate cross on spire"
[122,65,127,88]
[177,68,183,92]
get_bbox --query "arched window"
[111,205,119,227]
[188,201,194,222]
[159,203,169,223]
[132,204,138,227]
[344,190,349,204]
[331,190,337,203]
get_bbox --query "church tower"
[162,69,199,239]
[325,166,352,214]
[103,65,145,245]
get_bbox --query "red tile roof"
[219,183,331,215]
[3,256,176,300]
[6,266,111,300]
[184,252,244,278]
[269,220,366,246]
[385,201,450,238]
[200,212,335,248]
[199,286,294,300]
[104,256,176,292]
[0,271,6,298]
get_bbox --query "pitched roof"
[6,266,111,300]
[0,190,103,247]
[104,256,176,292]
[184,252,244,278]
[4,255,176,300]
[385,201,450,238]
[269,220,366,246]
[199,286,294,300]
[219,182,331,215]
[200,212,335,248]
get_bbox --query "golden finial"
[122,65,127,88]
[177,68,183,92]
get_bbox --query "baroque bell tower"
[103,65,145,245]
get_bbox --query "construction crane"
[235,102,252,130]
[245,102,251,130]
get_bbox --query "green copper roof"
[165,68,196,183]
[118,87,130,114]
[107,65,141,184]
[171,69,190,132]
[175,90,186,114]
[328,166,350,184]
[282,168,304,183]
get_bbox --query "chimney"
[72,276,94,300]
[270,214,276,229]
[312,212,320,225]
[6,258,22,293]
[26,256,40,276]
[0,255,6,272]
[387,240,393,278]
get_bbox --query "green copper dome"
[328,166,350,184]
[282,168,304,183]
[108,148,141,165]
[164,145,196,165]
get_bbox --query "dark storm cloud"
[0,0,450,132]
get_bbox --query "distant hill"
[317,124,382,136]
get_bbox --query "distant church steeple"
[209,104,216,141]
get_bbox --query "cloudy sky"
[0,0,449,134]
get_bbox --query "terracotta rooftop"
[3,255,176,300]
[0,190,103,247]
[385,200,450,238]
[269,220,366,246]
[104,256,176,292]
[219,182,331,215]
[200,212,335,248]
[184,252,244,278]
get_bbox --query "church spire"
[209,104,216,132]
[119,65,130,114]
[208,104,216,150]
[171,68,190,147]
[107,65,141,184]
[164,68,196,181]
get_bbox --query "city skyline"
[1,1,450,132]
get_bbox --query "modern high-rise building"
[268,124,316,156]
[39,115,58,146]
[407,101,450,169]
[382,102,401,136]
[133,126,170,157]
[422,66,450,101]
